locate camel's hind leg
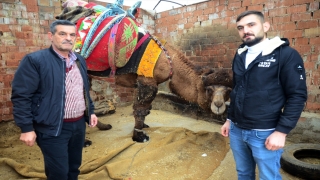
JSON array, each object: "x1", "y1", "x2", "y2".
[{"x1": 132, "y1": 80, "x2": 158, "y2": 142}]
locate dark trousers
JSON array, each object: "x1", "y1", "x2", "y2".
[{"x1": 36, "y1": 117, "x2": 86, "y2": 180}]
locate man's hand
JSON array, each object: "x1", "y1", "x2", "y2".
[
  {"x1": 89, "y1": 114, "x2": 98, "y2": 127},
  {"x1": 20, "y1": 131, "x2": 36, "y2": 147},
  {"x1": 265, "y1": 131, "x2": 287, "y2": 151},
  {"x1": 220, "y1": 120, "x2": 231, "y2": 137}
]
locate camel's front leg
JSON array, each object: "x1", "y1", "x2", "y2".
[{"x1": 132, "y1": 81, "x2": 158, "y2": 142}]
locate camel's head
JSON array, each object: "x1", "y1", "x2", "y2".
[
  {"x1": 205, "y1": 85, "x2": 231, "y2": 115},
  {"x1": 201, "y1": 69, "x2": 233, "y2": 115}
]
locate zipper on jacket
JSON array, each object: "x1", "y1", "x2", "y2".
[
  {"x1": 76, "y1": 60, "x2": 91, "y2": 124},
  {"x1": 55, "y1": 61, "x2": 66, "y2": 136}
]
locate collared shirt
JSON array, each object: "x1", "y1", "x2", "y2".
[
  {"x1": 53, "y1": 49, "x2": 86, "y2": 119},
  {"x1": 54, "y1": 49, "x2": 77, "y2": 68}
]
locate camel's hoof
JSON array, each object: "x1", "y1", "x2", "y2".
[
  {"x1": 132, "y1": 132, "x2": 149, "y2": 143},
  {"x1": 143, "y1": 123, "x2": 149, "y2": 128},
  {"x1": 97, "y1": 124, "x2": 112, "y2": 131},
  {"x1": 84, "y1": 139, "x2": 92, "y2": 147}
]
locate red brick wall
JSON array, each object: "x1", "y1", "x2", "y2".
[
  {"x1": 155, "y1": 0, "x2": 320, "y2": 113},
  {"x1": 0, "y1": 0, "x2": 319, "y2": 122}
]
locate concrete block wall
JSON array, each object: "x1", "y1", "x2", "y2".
[{"x1": 154, "y1": 0, "x2": 320, "y2": 113}]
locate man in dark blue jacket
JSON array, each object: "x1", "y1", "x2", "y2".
[
  {"x1": 220, "y1": 11, "x2": 307, "y2": 180},
  {"x1": 11, "y1": 20, "x2": 98, "y2": 180}
]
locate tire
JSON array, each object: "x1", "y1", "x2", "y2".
[{"x1": 280, "y1": 143, "x2": 320, "y2": 180}]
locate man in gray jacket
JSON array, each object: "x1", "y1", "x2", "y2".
[{"x1": 221, "y1": 11, "x2": 307, "y2": 180}]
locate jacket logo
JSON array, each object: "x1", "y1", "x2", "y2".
[{"x1": 258, "y1": 57, "x2": 276, "y2": 68}]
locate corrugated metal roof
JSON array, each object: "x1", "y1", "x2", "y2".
[{"x1": 97, "y1": 0, "x2": 209, "y2": 13}]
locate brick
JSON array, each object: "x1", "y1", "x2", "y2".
[
  {"x1": 7, "y1": 46, "x2": 18, "y2": 52},
  {"x1": 202, "y1": 7, "x2": 215, "y2": 15},
  {"x1": 253, "y1": 0, "x2": 272, "y2": 5},
  {"x1": 247, "y1": 5, "x2": 263, "y2": 11},
  {"x1": 196, "y1": 2, "x2": 208, "y2": 10},
  {"x1": 310, "y1": 53, "x2": 319, "y2": 60},
  {"x1": 287, "y1": 4, "x2": 308, "y2": 14},
  {"x1": 294, "y1": 0, "x2": 314, "y2": 5},
  {"x1": 0, "y1": 24, "x2": 10, "y2": 31},
  {"x1": 53, "y1": 0, "x2": 61, "y2": 7},
  {"x1": 309, "y1": 1, "x2": 320, "y2": 12},
  {"x1": 185, "y1": 4, "x2": 196, "y2": 12},
  {"x1": 228, "y1": 2, "x2": 241, "y2": 10},
  {"x1": 269, "y1": 8, "x2": 287, "y2": 17},
  {"x1": 38, "y1": 0, "x2": 50, "y2": 6},
  {"x1": 306, "y1": 102, "x2": 320, "y2": 111},
  {"x1": 21, "y1": 25, "x2": 33, "y2": 31},
  {"x1": 273, "y1": 16, "x2": 291, "y2": 24},
  {"x1": 8, "y1": 25, "x2": 21, "y2": 32},
  {"x1": 304, "y1": 61, "x2": 315, "y2": 69},
  {"x1": 304, "y1": 27, "x2": 320, "y2": 37},
  {"x1": 310, "y1": 37, "x2": 320, "y2": 44},
  {"x1": 220, "y1": 10, "x2": 234, "y2": 18},
  {"x1": 281, "y1": 30, "x2": 302, "y2": 38},
  {"x1": 264, "y1": 2, "x2": 276, "y2": 10},
  {"x1": 6, "y1": 59, "x2": 21, "y2": 66},
  {"x1": 21, "y1": 0, "x2": 37, "y2": 6},
  {"x1": 0, "y1": 10, "x2": 9, "y2": 17},
  {"x1": 193, "y1": 9, "x2": 204, "y2": 16},
  {"x1": 297, "y1": 20, "x2": 318, "y2": 29},
  {"x1": 39, "y1": 20, "x2": 49, "y2": 26},
  {"x1": 17, "y1": 19, "x2": 29, "y2": 25},
  {"x1": 295, "y1": 37, "x2": 309, "y2": 45},
  {"x1": 26, "y1": 5, "x2": 39, "y2": 12},
  {"x1": 15, "y1": 31, "x2": 24, "y2": 38},
  {"x1": 275, "y1": 0, "x2": 294, "y2": 7},
  {"x1": 2, "y1": 17, "x2": 17, "y2": 24},
  {"x1": 216, "y1": 5, "x2": 226, "y2": 12},
  {"x1": 198, "y1": 15, "x2": 208, "y2": 21},
  {"x1": 314, "y1": 10, "x2": 320, "y2": 18},
  {"x1": 291, "y1": 12, "x2": 312, "y2": 21},
  {"x1": 275, "y1": 22, "x2": 296, "y2": 31},
  {"x1": 295, "y1": 45, "x2": 312, "y2": 55},
  {"x1": 0, "y1": 47, "x2": 6, "y2": 53},
  {"x1": 242, "y1": 0, "x2": 251, "y2": 7},
  {"x1": 38, "y1": 6, "x2": 55, "y2": 13},
  {"x1": 207, "y1": 1, "x2": 220, "y2": 8},
  {"x1": 1, "y1": 0, "x2": 17, "y2": 3}
]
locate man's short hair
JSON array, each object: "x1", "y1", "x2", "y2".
[
  {"x1": 236, "y1": 11, "x2": 265, "y2": 23},
  {"x1": 50, "y1": 20, "x2": 75, "y2": 34}
]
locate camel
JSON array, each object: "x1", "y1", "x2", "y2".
[
  {"x1": 88, "y1": 43, "x2": 232, "y2": 142},
  {"x1": 58, "y1": 0, "x2": 232, "y2": 143}
]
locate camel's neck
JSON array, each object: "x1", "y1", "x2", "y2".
[{"x1": 168, "y1": 47, "x2": 208, "y2": 109}]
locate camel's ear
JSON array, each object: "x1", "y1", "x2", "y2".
[{"x1": 202, "y1": 75, "x2": 211, "y2": 86}]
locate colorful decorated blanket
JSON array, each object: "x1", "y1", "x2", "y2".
[{"x1": 57, "y1": 0, "x2": 163, "y2": 77}]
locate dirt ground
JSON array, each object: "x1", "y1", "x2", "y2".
[{"x1": 0, "y1": 105, "x2": 303, "y2": 180}]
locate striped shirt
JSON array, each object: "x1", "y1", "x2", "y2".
[{"x1": 54, "y1": 50, "x2": 86, "y2": 119}]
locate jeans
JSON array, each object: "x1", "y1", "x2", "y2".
[
  {"x1": 36, "y1": 117, "x2": 86, "y2": 180},
  {"x1": 229, "y1": 121, "x2": 283, "y2": 180}
]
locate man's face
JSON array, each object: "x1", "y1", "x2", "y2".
[
  {"x1": 48, "y1": 25, "x2": 76, "y2": 53},
  {"x1": 236, "y1": 14, "x2": 269, "y2": 46}
]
